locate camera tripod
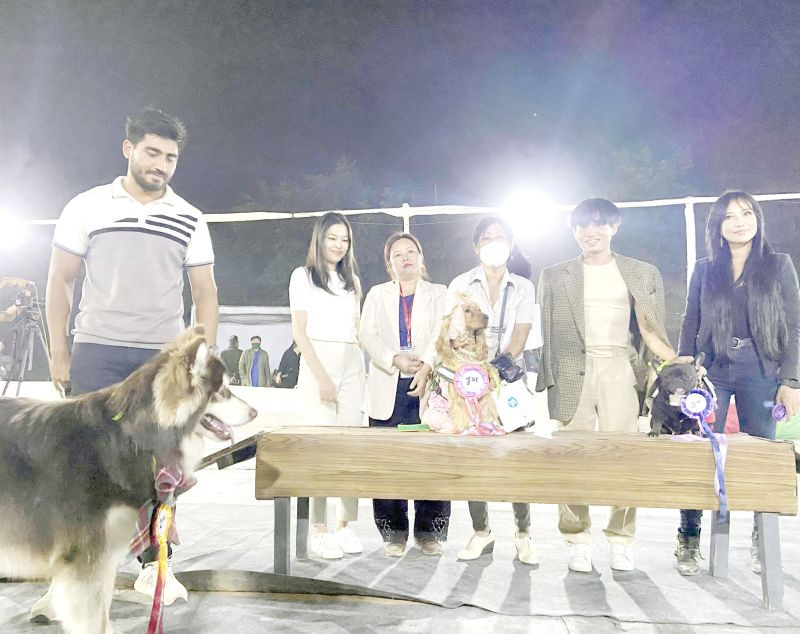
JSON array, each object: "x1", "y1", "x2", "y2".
[{"x1": 2, "y1": 305, "x2": 50, "y2": 397}]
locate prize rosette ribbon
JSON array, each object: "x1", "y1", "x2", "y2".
[
  {"x1": 680, "y1": 388, "x2": 728, "y2": 521},
  {"x1": 453, "y1": 364, "x2": 502, "y2": 435}
]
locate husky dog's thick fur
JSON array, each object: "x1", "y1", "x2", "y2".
[{"x1": 0, "y1": 326, "x2": 257, "y2": 633}]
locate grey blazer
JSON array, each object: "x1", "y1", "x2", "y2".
[{"x1": 535, "y1": 254, "x2": 671, "y2": 422}]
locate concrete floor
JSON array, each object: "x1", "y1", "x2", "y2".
[{"x1": 3, "y1": 459, "x2": 799, "y2": 634}]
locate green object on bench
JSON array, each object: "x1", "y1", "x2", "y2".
[
  {"x1": 397, "y1": 423, "x2": 431, "y2": 432},
  {"x1": 776, "y1": 412, "x2": 800, "y2": 440}
]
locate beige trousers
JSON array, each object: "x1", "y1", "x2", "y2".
[
  {"x1": 558, "y1": 353, "x2": 639, "y2": 545},
  {"x1": 298, "y1": 340, "x2": 365, "y2": 526}
]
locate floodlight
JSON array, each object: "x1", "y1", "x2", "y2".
[
  {"x1": 499, "y1": 189, "x2": 558, "y2": 238},
  {"x1": 0, "y1": 212, "x2": 28, "y2": 252}
]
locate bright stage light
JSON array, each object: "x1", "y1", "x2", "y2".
[
  {"x1": 0, "y1": 212, "x2": 28, "y2": 252},
  {"x1": 499, "y1": 189, "x2": 559, "y2": 238}
]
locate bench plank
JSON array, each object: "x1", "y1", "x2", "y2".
[{"x1": 255, "y1": 427, "x2": 797, "y2": 514}]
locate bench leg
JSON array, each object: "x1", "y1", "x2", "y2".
[
  {"x1": 274, "y1": 497, "x2": 291, "y2": 575},
  {"x1": 756, "y1": 512, "x2": 783, "y2": 610},
  {"x1": 296, "y1": 497, "x2": 309, "y2": 561},
  {"x1": 709, "y1": 510, "x2": 730, "y2": 577}
]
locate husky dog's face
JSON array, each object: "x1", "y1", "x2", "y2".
[
  {"x1": 153, "y1": 327, "x2": 257, "y2": 438},
  {"x1": 201, "y1": 370, "x2": 257, "y2": 442}
]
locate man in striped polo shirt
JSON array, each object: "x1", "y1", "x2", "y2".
[{"x1": 43, "y1": 107, "x2": 218, "y2": 611}]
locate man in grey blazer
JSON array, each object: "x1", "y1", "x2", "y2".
[{"x1": 536, "y1": 198, "x2": 677, "y2": 573}]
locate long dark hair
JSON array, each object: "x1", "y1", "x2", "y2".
[
  {"x1": 704, "y1": 191, "x2": 786, "y2": 360},
  {"x1": 304, "y1": 212, "x2": 361, "y2": 298}
]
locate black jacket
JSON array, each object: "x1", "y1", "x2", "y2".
[{"x1": 678, "y1": 254, "x2": 800, "y2": 388}]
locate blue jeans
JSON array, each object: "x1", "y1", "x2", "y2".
[
  {"x1": 369, "y1": 378, "x2": 451, "y2": 542},
  {"x1": 679, "y1": 339, "x2": 778, "y2": 537},
  {"x1": 70, "y1": 342, "x2": 168, "y2": 563}
]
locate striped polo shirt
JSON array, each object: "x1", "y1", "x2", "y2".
[{"x1": 53, "y1": 177, "x2": 215, "y2": 348}]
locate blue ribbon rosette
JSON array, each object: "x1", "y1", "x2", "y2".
[{"x1": 680, "y1": 388, "x2": 727, "y2": 521}]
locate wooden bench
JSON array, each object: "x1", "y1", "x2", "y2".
[{"x1": 250, "y1": 427, "x2": 797, "y2": 609}]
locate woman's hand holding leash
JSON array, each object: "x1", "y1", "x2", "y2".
[
  {"x1": 393, "y1": 353, "x2": 422, "y2": 375},
  {"x1": 776, "y1": 385, "x2": 800, "y2": 420},
  {"x1": 407, "y1": 363, "x2": 431, "y2": 397}
]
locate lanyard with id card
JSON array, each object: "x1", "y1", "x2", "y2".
[{"x1": 399, "y1": 292, "x2": 414, "y2": 377}]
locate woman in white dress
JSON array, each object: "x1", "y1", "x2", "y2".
[{"x1": 289, "y1": 212, "x2": 365, "y2": 560}]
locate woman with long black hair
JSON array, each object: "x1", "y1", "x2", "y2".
[
  {"x1": 289, "y1": 212, "x2": 366, "y2": 560},
  {"x1": 675, "y1": 191, "x2": 800, "y2": 576}
]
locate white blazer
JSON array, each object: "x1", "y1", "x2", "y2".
[{"x1": 359, "y1": 279, "x2": 447, "y2": 420}]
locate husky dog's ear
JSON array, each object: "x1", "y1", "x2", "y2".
[
  {"x1": 166, "y1": 325, "x2": 207, "y2": 353},
  {"x1": 185, "y1": 337, "x2": 209, "y2": 372}
]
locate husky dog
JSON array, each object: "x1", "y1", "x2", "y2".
[{"x1": 0, "y1": 326, "x2": 257, "y2": 634}]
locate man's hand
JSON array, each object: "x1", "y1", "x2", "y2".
[
  {"x1": 777, "y1": 385, "x2": 800, "y2": 420},
  {"x1": 49, "y1": 348, "x2": 71, "y2": 397}
]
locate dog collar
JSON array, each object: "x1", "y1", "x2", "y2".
[{"x1": 436, "y1": 366, "x2": 455, "y2": 383}]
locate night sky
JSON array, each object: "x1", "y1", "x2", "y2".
[
  {"x1": 1, "y1": 1, "x2": 800, "y2": 380},
  {"x1": 2, "y1": 1, "x2": 800, "y2": 218}
]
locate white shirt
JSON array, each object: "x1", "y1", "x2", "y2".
[
  {"x1": 583, "y1": 259, "x2": 631, "y2": 350},
  {"x1": 447, "y1": 265, "x2": 542, "y2": 357},
  {"x1": 52, "y1": 177, "x2": 214, "y2": 347},
  {"x1": 289, "y1": 267, "x2": 359, "y2": 343}
]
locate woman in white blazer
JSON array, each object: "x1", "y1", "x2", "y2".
[{"x1": 359, "y1": 232, "x2": 450, "y2": 557}]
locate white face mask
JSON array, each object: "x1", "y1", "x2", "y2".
[{"x1": 479, "y1": 241, "x2": 510, "y2": 267}]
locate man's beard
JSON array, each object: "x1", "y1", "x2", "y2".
[{"x1": 131, "y1": 165, "x2": 171, "y2": 192}]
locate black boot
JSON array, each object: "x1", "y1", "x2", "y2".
[{"x1": 675, "y1": 533, "x2": 702, "y2": 576}]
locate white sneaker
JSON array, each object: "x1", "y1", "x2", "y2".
[
  {"x1": 384, "y1": 541, "x2": 406, "y2": 557},
  {"x1": 514, "y1": 533, "x2": 538, "y2": 565},
  {"x1": 567, "y1": 543, "x2": 592, "y2": 572},
  {"x1": 609, "y1": 543, "x2": 635, "y2": 571},
  {"x1": 415, "y1": 538, "x2": 444, "y2": 556},
  {"x1": 310, "y1": 532, "x2": 344, "y2": 559},
  {"x1": 457, "y1": 532, "x2": 495, "y2": 560},
  {"x1": 29, "y1": 586, "x2": 58, "y2": 623},
  {"x1": 134, "y1": 560, "x2": 188, "y2": 605},
  {"x1": 334, "y1": 526, "x2": 363, "y2": 554}
]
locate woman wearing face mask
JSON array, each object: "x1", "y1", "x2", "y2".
[
  {"x1": 675, "y1": 192, "x2": 800, "y2": 576},
  {"x1": 359, "y1": 232, "x2": 451, "y2": 557},
  {"x1": 446, "y1": 216, "x2": 542, "y2": 565},
  {"x1": 289, "y1": 212, "x2": 366, "y2": 560}
]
